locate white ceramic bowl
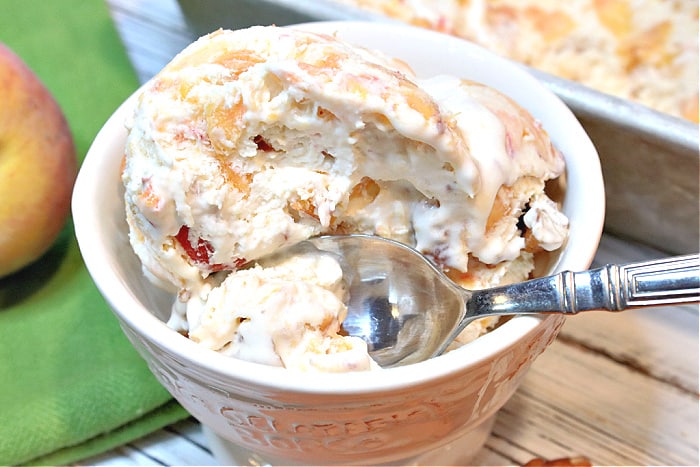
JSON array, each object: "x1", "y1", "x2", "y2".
[{"x1": 72, "y1": 21, "x2": 604, "y2": 466}]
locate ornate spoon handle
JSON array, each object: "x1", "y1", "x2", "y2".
[
  {"x1": 466, "y1": 254, "x2": 700, "y2": 318},
  {"x1": 588, "y1": 254, "x2": 699, "y2": 309}
]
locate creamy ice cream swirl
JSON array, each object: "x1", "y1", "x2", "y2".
[{"x1": 123, "y1": 26, "x2": 568, "y2": 371}]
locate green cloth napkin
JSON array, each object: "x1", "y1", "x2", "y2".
[{"x1": 0, "y1": 1, "x2": 189, "y2": 465}]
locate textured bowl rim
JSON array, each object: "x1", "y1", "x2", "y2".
[{"x1": 72, "y1": 20, "x2": 605, "y2": 395}]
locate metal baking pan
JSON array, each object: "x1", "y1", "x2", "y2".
[{"x1": 177, "y1": 0, "x2": 699, "y2": 255}]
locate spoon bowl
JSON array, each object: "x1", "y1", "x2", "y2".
[{"x1": 305, "y1": 234, "x2": 700, "y2": 368}]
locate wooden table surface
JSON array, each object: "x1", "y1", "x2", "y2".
[{"x1": 84, "y1": 1, "x2": 699, "y2": 465}]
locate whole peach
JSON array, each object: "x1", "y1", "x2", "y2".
[{"x1": 0, "y1": 42, "x2": 77, "y2": 278}]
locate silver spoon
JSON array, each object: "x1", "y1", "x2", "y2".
[{"x1": 303, "y1": 234, "x2": 700, "y2": 368}]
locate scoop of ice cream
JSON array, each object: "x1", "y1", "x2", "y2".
[
  {"x1": 123, "y1": 26, "x2": 479, "y2": 296},
  {"x1": 413, "y1": 76, "x2": 567, "y2": 272},
  {"x1": 122, "y1": 26, "x2": 569, "y2": 371},
  {"x1": 172, "y1": 247, "x2": 376, "y2": 371}
]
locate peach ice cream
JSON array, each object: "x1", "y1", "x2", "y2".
[{"x1": 122, "y1": 26, "x2": 568, "y2": 371}]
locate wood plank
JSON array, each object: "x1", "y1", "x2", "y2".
[
  {"x1": 558, "y1": 305, "x2": 698, "y2": 394},
  {"x1": 164, "y1": 418, "x2": 212, "y2": 455},
  {"x1": 107, "y1": 0, "x2": 193, "y2": 83},
  {"x1": 485, "y1": 338, "x2": 699, "y2": 466},
  {"x1": 561, "y1": 234, "x2": 699, "y2": 393},
  {"x1": 80, "y1": 419, "x2": 217, "y2": 466},
  {"x1": 82, "y1": 444, "x2": 163, "y2": 466},
  {"x1": 127, "y1": 425, "x2": 215, "y2": 466}
]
